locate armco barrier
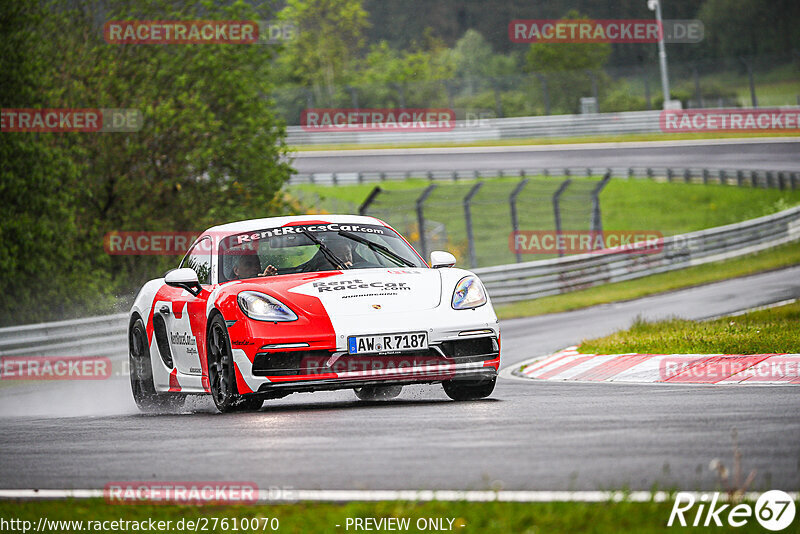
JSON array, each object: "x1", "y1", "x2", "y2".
[
  {"x1": 474, "y1": 205, "x2": 800, "y2": 303},
  {"x1": 0, "y1": 206, "x2": 798, "y2": 355},
  {"x1": 286, "y1": 108, "x2": 800, "y2": 146}
]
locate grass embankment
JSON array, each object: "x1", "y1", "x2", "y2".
[
  {"x1": 494, "y1": 241, "x2": 800, "y2": 320},
  {"x1": 579, "y1": 301, "x2": 800, "y2": 355},
  {"x1": 290, "y1": 131, "x2": 799, "y2": 152},
  {"x1": 1, "y1": 498, "x2": 792, "y2": 533}
]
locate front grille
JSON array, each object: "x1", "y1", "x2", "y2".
[
  {"x1": 252, "y1": 350, "x2": 330, "y2": 376},
  {"x1": 440, "y1": 336, "x2": 498, "y2": 363}
]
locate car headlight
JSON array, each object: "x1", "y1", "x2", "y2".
[
  {"x1": 451, "y1": 276, "x2": 487, "y2": 310},
  {"x1": 237, "y1": 291, "x2": 298, "y2": 322}
]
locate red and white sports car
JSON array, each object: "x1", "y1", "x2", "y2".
[{"x1": 128, "y1": 215, "x2": 500, "y2": 412}]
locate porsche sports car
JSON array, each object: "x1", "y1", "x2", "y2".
[{"x1": 128, "y1": 215, "x2": 500, "y2": 412}]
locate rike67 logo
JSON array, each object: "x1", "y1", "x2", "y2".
[{"x1": 668, "y1": 491, "x2": 796, "y2": 530}]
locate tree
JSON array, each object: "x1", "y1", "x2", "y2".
[
  {"x1": 0, "y1": 0, "x2": 293, "y2": 325},
  {"x1": 523, "y1": 11, "x2": 613, "y2": 114},
  {"x1": 276, "y1": 0, "x2": 370, "y2": 104}
]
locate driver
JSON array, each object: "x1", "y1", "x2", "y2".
[
  {"x1": 260, "y1": 237, "x2": 358, "y2": 275},
  {"x1": 232, "y1": 254, "x2": 276, "y2": 279}
]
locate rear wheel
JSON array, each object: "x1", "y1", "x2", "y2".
[
  {"x1": 442, "y1": 377, "x2": 496, "y2": 401},
  {"x1": 353, "y1": 385, "x2": 403, "y2": 401},
  {"x1": 129, "y1": 317, "x2": 185, "y2": 413},
  {"x1": 207, "y1": 315, "x2": 262, "y2": 413}
]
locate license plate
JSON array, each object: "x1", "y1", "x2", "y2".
[{"x1": 348, "y1": 332, "x2": 428, "y2": 354}]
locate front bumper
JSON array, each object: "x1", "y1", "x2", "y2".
[{"x1": 231, "y1": 335, "x2": 500, "y2": 395}]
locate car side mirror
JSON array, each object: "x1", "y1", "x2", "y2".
[
  {"x1": 430, "y1": 250, "x2": 456, "y2": 268},
  {"x1": 165, "y1": 268, "x2": 202, "y2": 297}
]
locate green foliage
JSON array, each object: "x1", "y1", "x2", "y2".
[
  {"x1": 0, "y1": 0, "x2": 293, "y2": 325},
  {"x1": 276, "y1": 0, "x2": 370, "y2": 99}
]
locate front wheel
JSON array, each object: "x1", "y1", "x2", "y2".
[
  {"x1": 207, "y1": 315, "x2": 261, "y2": 413},
  {"x1": 353, "y1": 385, "x2": 403, "y2": 400},
  {"x1": 129, "y1": 317, "x2": 185, "y2": 413},
  {"x1": 442, "y1": 377, "x2": 496, "y2": 401}
]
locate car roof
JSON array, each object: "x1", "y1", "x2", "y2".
[{"x1": 205, "y1": 214, "x2": 388, "y2": 236}]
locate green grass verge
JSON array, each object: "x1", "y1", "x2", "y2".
[
  {"x1": 579, "y1": 301, "x2": 800, "y2": 355},
  {"x1": 2, "y1": 498, "x2": 793, "y2": 534},
  {"x1": 494, "y1": 241, "x2": 800, "y2": 320},
  {"x1": 290, "y1": 131, "x2": 799, "y2": 152}
]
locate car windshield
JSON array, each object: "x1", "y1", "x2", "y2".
[{"x1": 219, "y1": 222, "x2": 425, "y2": 282}]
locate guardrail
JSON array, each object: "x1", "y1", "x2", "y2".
[
  {"x1": 286, "y1": 107, "x2": 800, "y2": 146},
  {"x1": 474, "y1": 205, "x2": 800, "y2": 303},
  {"x1": 289, "y1": 166, "x2": 800, "y2": 189},
  {"x1": 1, "y1": 206, "x2": 798, "y2": 355},
  {"x1": 0, "y1": 313, "x2": 128, "y2": 358}
]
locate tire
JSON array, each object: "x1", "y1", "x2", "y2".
[
  {"x1": 442, "y1": 377, "x2": 496, "y2": 401},
  {"x1": 129, "y1": 317, "x2": 185, "y2": 413},
  {"x1": 207, "y1": 315, "x2": 262, "y2": 413},
  {"x1": 353, "y1": 384, "x2": 403, "y2": 401}
]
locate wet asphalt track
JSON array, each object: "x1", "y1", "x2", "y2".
[
  {"x1": 291, "y1": 139, "x2": 800, "y2": 174},
  {"x1": 1, "y1": 266, "x2": 798, "y2": 491}
]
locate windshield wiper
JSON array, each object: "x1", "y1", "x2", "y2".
[
  {"x1": 300, "y1": 229, "x2": 349, "y2": 270},
  {"x1": 338, "y1": 230, "x2": 416, "y2": 268}
]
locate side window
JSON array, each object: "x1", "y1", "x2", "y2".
[{"x1": 181, "y1": 237, "x2": 212, "y2": 285}]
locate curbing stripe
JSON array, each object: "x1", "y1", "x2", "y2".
[{"x1": 517, "y1": 349, "x2": 800, "y2": 385}]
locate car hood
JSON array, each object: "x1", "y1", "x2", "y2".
[{"x1": 287, "y1": 268, "x2": 442, "y2": 315}]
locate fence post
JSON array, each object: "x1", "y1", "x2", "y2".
[
  {"x1": 693, "y1": 67, "x2": 703, "y2": 107},
  {"x1": 740, "y1": 57, "x2": 758, "y2": 108},
  {"x1": 416, "y1": 185, "x2": 437, "y2": 261},
  {"x1": 358, "y1": 186, "x2": 383, "y2": 216},
  {"x1": 684, "y1": 169, "x2": 691, "y2": 184},
  {"x1": 492, "y1": 78, "x2": 504, "y2": 118},
  {"x1": 509, "y1": 178, "x2": 530, "y2": 263},
  {"x1": 463, "y1": 182, "x2": 484, "y2": 269},
  {"x1": 537, "y1": 73, "x2": 551, "y2": 115},
  {"x1": 702, "y1": 169, "x2": 709, "y2": 185},
  {"x1": 552, "y1": 179, "x2": 572, "y2": 257},
  {"x1": 737, "y1": 170, "x2": 744, "y2": 187},
  {"x1": 751, "y1": 171, "x2": 758, "y2": 188},
  {"x1": 591, "y1": 172, "x2": 612, "y2": 248},
  {"x1": 346, "y1": 85, "x2": 359, "y2": 109}
]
